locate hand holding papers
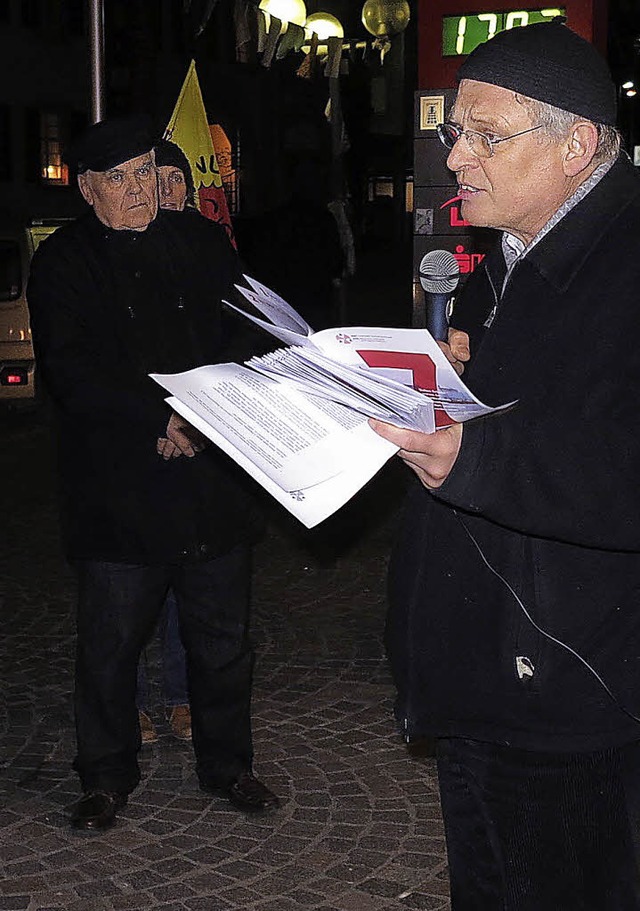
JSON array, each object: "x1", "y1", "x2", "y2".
[{"x1": 151, "y1": 277, "x2": 513, "y2": 528}]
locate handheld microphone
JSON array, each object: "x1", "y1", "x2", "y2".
[{"x1": 419, "y1": 249, "x2": 460, "y2": 341}]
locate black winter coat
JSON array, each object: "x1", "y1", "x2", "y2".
[
  {"x1": 27, "y1": 208, "x2": 263, "y2": 563},
  {"x1": 387, "y1": 155, "x2": 640, "y2": 752}
]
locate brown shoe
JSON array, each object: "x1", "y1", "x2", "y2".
[
  {"x1": 138, "y1": 710, "x2": 158, "y2": 745},
  {"x1": 167, "y1": 704, "x2": 192, "y2": 741}
]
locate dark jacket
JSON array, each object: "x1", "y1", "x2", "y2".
[
  {"x1": 27, "y1": 208, "x2": 263, "y2": 563},
  {"x1": 387, "y1": 155, "x2": 640, "y2": 752}
]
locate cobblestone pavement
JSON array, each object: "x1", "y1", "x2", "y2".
[{"x1": 0, "y1": 339, "x2": 451, "y2": 909}]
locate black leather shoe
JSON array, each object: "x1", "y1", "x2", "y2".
[
  {"x1": 201, "y1": 772, "x2": 280, "y2": 814},
  {"x1": 69, "y1": 791, "x2": 127, "y2": 832}
]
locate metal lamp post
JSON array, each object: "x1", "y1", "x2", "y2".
[{"x1": 88, "y1": 0, "x2": 105, "y2": 123}]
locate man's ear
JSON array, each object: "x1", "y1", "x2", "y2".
[
  {"x1": 563, "y1": 122, "x2": 599, "y2": 177},
  {"x1": 77, "y1": 173, "x2": 95, "y2": 207}
]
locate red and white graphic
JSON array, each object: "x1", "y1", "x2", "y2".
[
  {"x1": 453, "y1": 244, "x2": 485, "y2": 274},
  {"x1": 440, "y1": 195, "x2": 471, "y2": 227},
  {"x1": 356, "y1": 349, "x2": 456, "y2": 428}
]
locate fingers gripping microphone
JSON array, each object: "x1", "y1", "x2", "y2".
[{"x1": 419, "y1": 249, "x2": 460, "y2": 341}]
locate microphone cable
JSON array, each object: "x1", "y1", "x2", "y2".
[{"x1": 454, "y1": 509, "x2": 640, "y2": 727}]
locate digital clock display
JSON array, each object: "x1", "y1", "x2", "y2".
[{"x1": 442, "y1": 8, "x2": 566, "y2": 56}]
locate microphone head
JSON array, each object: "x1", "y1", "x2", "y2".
[{"x1": 419, "y1": 249, "x2": 460, "y2": 294}]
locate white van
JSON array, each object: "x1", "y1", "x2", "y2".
[{"x1": 0, "y1": 220, "x2": 65, "y2": 405}]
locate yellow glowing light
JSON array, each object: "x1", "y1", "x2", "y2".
[
  {"x1": 259, "y1": 0, "x2": 307, "y2": 27},
  {"x1": 304, "y1": 11, "x2": 344, "y2": 41},
  {"x1": 361, "y1": 0, "x2": 410, "y2": 38}
]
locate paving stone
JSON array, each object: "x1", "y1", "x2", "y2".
[{"x1": 0, "y1": 897, "x2": 30, "y2": 910}]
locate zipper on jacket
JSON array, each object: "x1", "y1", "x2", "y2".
[
  {"x1": 483, "y1": 254, "x2": 519, "y2": 328},
  {"x1": 483, "y1": 262, "x2": 501, "y2": 328}
]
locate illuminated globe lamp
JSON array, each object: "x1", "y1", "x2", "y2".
[
  {"x1": 302, "y1": 11, "x2": 344, "y2": 55},
  {"x1": 258, "y1": 0, "x2": 307, "y2": 28},
  {"x1": 361, "y1": 0, "x2": 410, "y2": 38},
  {"x1": 304, "y1": 11, "x2": 343, "y2": 41}
]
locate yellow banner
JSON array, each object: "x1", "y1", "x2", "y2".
[{"x1": 164, "y1": 60, "x2": 234, "y2": 241}]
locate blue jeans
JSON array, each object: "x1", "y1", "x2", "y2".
[
  {"x1": 436, "y1": 737, "x2": 640, "y2": 910},
  {"x1": 136, "y1": 590, "x2": 188, "y2": 709},
  {"x1": 73, "y1": 546, "x2": 254, "y2": 794}
]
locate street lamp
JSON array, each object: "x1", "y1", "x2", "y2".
[
  {"x1": 258, "y1": 0, "x2": 307, "y2": 27},
  {"x1": 301, "y1": 11, "x2": 343, "y2": 56},
  {"x1": 304, "y1": 12, "x2": 344, "y2": 42},
  {"x1": 361, "y1": 0, "x2": 411, "y2": 38}
]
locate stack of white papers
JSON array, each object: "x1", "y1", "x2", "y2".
[{"x1": 151, "y1": 276, "x2": 513, "y2": 528}]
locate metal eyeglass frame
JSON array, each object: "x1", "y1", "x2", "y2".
[{"x1": 436, "y1": 122, "x2": 543, "y2": 158}]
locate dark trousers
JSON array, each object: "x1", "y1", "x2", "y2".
[
  {"x1": 437, "y1": 737, "x2": 640, "y2": 911},
  {"x1": 73, "y1": 546, "x2": 254, "y2": 794}
]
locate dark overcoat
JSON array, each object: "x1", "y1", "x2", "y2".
[
  {"x1": 387, "y1": 154, "x2": 640, "y2": 752},
  {"x1": 27, "y1": 208, "x2": 263, "y2": 563}
]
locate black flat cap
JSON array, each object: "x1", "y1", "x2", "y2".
[
  {"x1": 457, "y1": 19, "x2": 617, "y2": 126},
  {"x1": 69, "y1": 115, "x2": 154, "y2": 174}
]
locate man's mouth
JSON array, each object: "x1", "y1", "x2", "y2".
[{"x1": 457, "y1": 184, "x2": 481, "y2": 199}]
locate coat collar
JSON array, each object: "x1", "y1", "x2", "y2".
[{"x1": 522, "y1": 154, "x2": 640, "y2": 293}]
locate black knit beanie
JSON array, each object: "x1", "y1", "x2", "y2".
[
  {"x1": 457, "y1": 20, "x2": 617, "y2": 126},
  {"x1": 154, "y1": 138, "x2": 190, "y2": 174}
]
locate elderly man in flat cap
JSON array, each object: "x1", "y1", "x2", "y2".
[
  {"x1": 372, "y1": 20, "x2": 640, "y2": 909},
  {"x1": 27, "y1": 117, "x2": 278, "y2": 831}
]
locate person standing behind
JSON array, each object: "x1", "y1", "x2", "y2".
[
  {"x1": 155, "y1": 138, "x2": 196, "y2": 212},
  {"x1": 135, "y1": 139, "x2": 197, "y2": 746},
  {"x1": 372, "y1": 20, "x2": 640, "y2": 909},
  {"x1": 27, "y1": 117, "x2": 279, "y2": 832}
]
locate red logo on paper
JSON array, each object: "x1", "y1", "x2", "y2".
[{"x1": 356, "y1": 350, "x2": 456, "y2": 428}]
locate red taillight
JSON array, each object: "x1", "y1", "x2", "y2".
[{"x1": 0, "y1": 366, "x2": 29, "y2": 386}]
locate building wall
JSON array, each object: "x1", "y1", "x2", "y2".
[{"x1": 0, "y1": 0, "x2": 89, "y2": 221}]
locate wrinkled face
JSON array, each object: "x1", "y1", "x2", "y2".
[
  {"x1": 158, "y1": 165, "x2": 188, "y2": 211},
  {"x1": 78, "y1": 151, "x2": 158, "y2": 231},
  {"x1": 447, "y1": 80, "x2": 573, "y2": 244}
]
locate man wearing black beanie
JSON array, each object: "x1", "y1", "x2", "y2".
[{"x1": 372, "y1": 20, "x2": 640, "y2": 909}]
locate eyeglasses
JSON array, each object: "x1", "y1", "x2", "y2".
[{"x1": 436, "y1": 122, "x2": 543, "y2": 159}]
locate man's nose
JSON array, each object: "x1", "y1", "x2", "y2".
[
  {"x1": 159, "y1": 179, "x2": 170, "y2": 197},
  {"x1": 127, "y1": 173, "x2": 143, "y2": 194},
  {"x1": 446, "y1": 135, "x2": 479, "y2": 173}
]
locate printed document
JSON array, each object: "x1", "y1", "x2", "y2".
[{"x1": 151, "y1": 276, "x2": 513, "y2": 528}]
